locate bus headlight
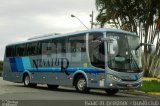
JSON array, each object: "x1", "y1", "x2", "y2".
[
  {"x1": 108, "y1": 74, "x2": 121, "y2": 82},
  {"x1": 139, "y1": 77, "x2": 143, "y2": 81}
]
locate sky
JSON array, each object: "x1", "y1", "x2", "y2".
[{"x1": 0, "y1": 0, "x2": 98, "y2": 60}]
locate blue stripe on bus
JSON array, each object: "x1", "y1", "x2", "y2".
[
  {"x1": 9, "y1": 57, "x2": 105, "y2": 73},
  {"x1": 9, "y1": 58, "x2": 18, "y2": 72},
  {"x1": 25, "y1": 67, "x2": 104, "y2": 73},
  {"x1": 22, "y1": 57, "x2": 32, "y2": 69},
  {"x1": 15, "y1": 57, "x2": 24, "y2": 72}
]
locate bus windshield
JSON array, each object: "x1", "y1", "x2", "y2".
[{"x1": 106, "y1": 33, "x2": 142, "y2": 73}]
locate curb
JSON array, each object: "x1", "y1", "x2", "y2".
[
  {"x1": 121, "y1": 90, "x2": 160, "y2": 97},
  {"x1": 134, "y1": 90, "x2": 160, "y2": 96},
  {"x1": 147, "y1": 92, "x2": 160, "y2": 96},
  {"x1": 144, "y1": 77, "x2": 160, "y2": 81}
]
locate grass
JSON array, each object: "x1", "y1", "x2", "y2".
[{"x1": 139, "y1": 80, "x2": 160, "y2": 92}]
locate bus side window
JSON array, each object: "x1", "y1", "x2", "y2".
[
  {"x1": 37, "y1": 42, "x2": 42, "y2": 55},
  {"x1": 41, "y1": 40, "x2": 52, "y2": 55},
  {"x1": 6, "y1": 46, "x2": 15, "y2": 57},
  {"x1": 56, "y1": 38, "x2": 67, "y2": 56},
  {"x1": 16, "y1": 44, "x2": 26, "y2": 57},
  {"x1": 52, "y1": 40, "x2": 57, "y2": 54},
  {"x1": 68, "y1": 34, "x2": 86, "y2": 53},
  {"x1": 69, "y1": 38, "x2": 77, "y2": 53},
  {"x1": 6, "y1": 46, "x2": 11, "y2": 57},
  {"x1": 42, "y1": 39, "x2": 57, "y2": 55},
  {"x1": 27, "y1": 42, "x2": 37, "y2": 56},
  {"x1": 62, "y1": 38, "x2": 67, "y2": 54}
]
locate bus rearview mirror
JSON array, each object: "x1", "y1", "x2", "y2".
[
  {"x1": 150, "y1": 45, "x2": 156, "y2": 54},
  {"x1": 102, "y1": 38, "x2": 118, "y2": 56},
  {"x1": 101, "y1": 37, "x2": 114, "y2": 43}
]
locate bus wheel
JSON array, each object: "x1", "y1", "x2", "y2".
[
  {"x1": 23, "y1": 74, "x2": 36, "y2": 87},
  {"x1": 47, "y1": 84, "x2": 59, "y2": 90},
  {"x1": 75, "y1": 75, "x2": 89, "y2": 93},
  {"x1": 24, "y1": 74, "x2": 31, "y2": 86},
  {"x1": 105, "y1": 89, "x2": 119, "y2": 95}
]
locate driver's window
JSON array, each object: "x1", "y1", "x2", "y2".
[
  {"x1": 106, "y1": 33, "x2": 127, "y2": 69},
  {"x1": 89, "y1": 32, "x2": 105, "y2": 69}
]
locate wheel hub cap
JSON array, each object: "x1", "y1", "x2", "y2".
[
  {"x1": 78, "y1": 79, "x2": 86, "y2": 91},
  {"x1": 25, "y1": 76, "x2": 29, "y2": 85}
]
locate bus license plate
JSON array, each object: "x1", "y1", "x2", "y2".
[{"x1": 127, "y1": 84, "x2": 133, "y2": 87}]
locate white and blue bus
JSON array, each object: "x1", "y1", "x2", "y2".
[{"x1": 3, "y1": 28, "x2": 146, "y2": 95}]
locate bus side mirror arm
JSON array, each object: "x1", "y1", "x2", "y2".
[
  {"x1": 135, "y1": 43, "x2": 143, "y2": 50},
  {"x1": 136, "y1": 43, "x2": 153, "y2": 50},
  {"x1": 135, "y1": 43, "x2": 156, "y2": 53}
]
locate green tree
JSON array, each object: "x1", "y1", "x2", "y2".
[
  {"x1": 0, "y1": 61, "x2": 3, "y2": 72},
  {"x1": 96, "y1": 0, "x2": 160, "y2": 76}
]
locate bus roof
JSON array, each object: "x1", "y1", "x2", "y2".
[{"x1": 6, "y1": 28, "x2": 137, "y2": 46}]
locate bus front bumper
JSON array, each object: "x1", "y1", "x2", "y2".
[{"x1": 104, "y1": 75, "x2": 143, "y2": 90}]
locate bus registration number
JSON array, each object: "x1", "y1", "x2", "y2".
[{"x1": 127, "y1": 84, "x2": 133, "y2": 88}]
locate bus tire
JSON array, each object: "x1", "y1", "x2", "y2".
[
  {"x1": 75, "y1": 75, "x2": 89, "y2": 93},
  {"x1": 47, "y1": 84, "x2": 59, "y2": 89},
  {"x1": 23, "y1": 74, "x2": 37, "y2": 87},
  {"x1": 105, "y1": 89, "x2": 119, "y2": 95}
]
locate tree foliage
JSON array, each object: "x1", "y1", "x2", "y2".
[
  {"x1": 0, "y1": 61, "x2": 3, "y2": 72},
  {"x1": 96, "y1": 0, "x2": 160, "y2": 76}
]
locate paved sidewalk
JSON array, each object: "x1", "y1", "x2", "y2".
[{"x1": 0, "y1": 77, "x2": 39, "y2": 95}]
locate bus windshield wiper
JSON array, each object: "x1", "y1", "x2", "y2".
[{"x1": 130, "y1": 51, "x2": 140, "y2": 71}]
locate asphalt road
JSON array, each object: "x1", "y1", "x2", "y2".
[{"x1": 0, "y1": 77, "x2": 160, "y2": 106}]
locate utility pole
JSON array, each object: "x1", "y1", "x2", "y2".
[{"x1": 90, "y1": 11, "x2": 94, "y2": 29}]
